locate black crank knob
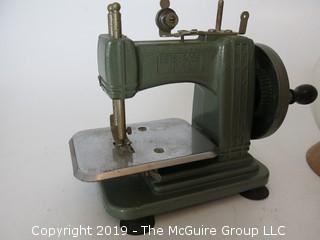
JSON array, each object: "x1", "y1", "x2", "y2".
[{"x1": 289, "y1": 84, "x2": 318, "y2": 105}]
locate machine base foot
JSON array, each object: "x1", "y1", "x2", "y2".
[
  {"x1": 120, "y1": 216, "x2": 155, "y2": 235},
  {"x1": 100, "y1": 160, "x2": 269, "y2": 220},
  {"x1": 240, "y1": 186, "x2": 269, "y2": 200}
]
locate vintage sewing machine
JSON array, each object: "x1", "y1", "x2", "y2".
[{"x1": 69, "y1": 0, "x2": 317, "y2": 235}]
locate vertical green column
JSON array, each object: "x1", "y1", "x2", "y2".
[{"x1": 192, "y1": 36, "x2": 255, "y2": 160}]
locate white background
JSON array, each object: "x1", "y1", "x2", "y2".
[{"x1": 1, "y1": 0, "x2": 320, "y2": 239}]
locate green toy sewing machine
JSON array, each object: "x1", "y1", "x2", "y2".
[{"x1": 69, "y1": 0, "x2": 317, "y2": 235}]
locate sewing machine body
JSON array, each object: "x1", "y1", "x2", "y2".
[
  {"x1": 69, "y1": 0, "x2": 317, "y2": 234},
  {"x1": 95, "y1": 32, "x2": 267, "y2": 220},
  {"x1": 98, "y1": 35, "x2": 255, "y2": 153}
]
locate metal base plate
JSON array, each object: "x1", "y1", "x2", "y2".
[{"x1": 70, "y1": 118, "x2": 217, "y2": 182}]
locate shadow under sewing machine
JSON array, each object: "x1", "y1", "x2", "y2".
[{"x1": 69, "y1": 0, "x2": 317, "y2": 235}]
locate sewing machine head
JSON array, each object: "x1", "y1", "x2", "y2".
[
  {"x1": 97, "y1": 0, "x2": 316, "y2": 150},
  {"x1": 69, "y1": 0, "x2": 317, "y2": 232},
  {"x1": 98, "y1": 0, "x2": 253, "y2": 149}
]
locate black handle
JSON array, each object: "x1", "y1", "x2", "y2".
[{"x1": 289, "y1": 84, "x2": 318, "y2": 105}]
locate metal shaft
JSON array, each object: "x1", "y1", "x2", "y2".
[
  {"x1": 110, "y1": 2, "x2": 122, "y2": 38},
  {"x1": 107, "y1": 4, "x2": 114, "y2": 36},
  {"x1": 215, "y1": 0, "x2": 224, "y2": 31},
  {"x1": 108, "y1": 3, "x2": 127, "y2": 146},
  {"x1": 113, "y1": 99, "x2": 126, "y2": 143}
]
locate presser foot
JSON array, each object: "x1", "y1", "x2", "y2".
[
  {"x1": 120, "y1": 216, "x2": 155, "y2": 236},
  {"x1": 240, "y1": 186, "x2": 269, "y2": 200}
]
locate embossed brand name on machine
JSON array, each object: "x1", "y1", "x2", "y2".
[{"x1": 157, "y1": 52, "x2": 202, "y2": 73}]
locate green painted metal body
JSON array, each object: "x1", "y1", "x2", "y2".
[
  {"x1": 98, "y1": 34, "x2": 268, "y2": 220},
  {"x1": 101, "y1": 160, "x2": 268, "y2": 220},
  {"x1": 98, "y1": 34, "x2": 255, "y2": 154}
]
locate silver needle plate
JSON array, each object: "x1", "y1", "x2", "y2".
[{"x1": 69, "y1": 118, "x2": 217, "y2": 182}]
